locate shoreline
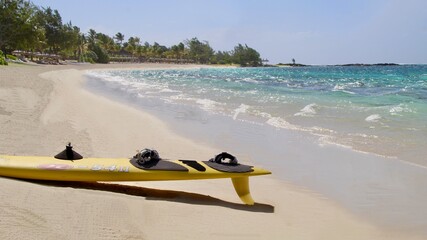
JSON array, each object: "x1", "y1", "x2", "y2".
[
  {"x1": 0, "y1": 63, "x2": 425, "y2": 239},
  {"x1": 84, "y1": 65, "x2": 427, "y2": 167}
]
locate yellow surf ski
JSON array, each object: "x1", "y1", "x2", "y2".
[{"x1": 0, "y1": 145, "x2": 271, "y2": 205}]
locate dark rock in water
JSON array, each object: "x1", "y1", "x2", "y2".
[{"x1": 276, "y1": 63, "x2": 309, "y2": 67}]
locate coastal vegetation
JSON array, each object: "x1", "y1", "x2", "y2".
[
  {"x1": 0, "y1": 50, "x2": 7, "y2": 65},
  {"x1": 0, "y1": 0, "x2": 262, "y2": 66}
]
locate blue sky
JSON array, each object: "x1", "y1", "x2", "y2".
[{"x1": 31, "y1": 0, "x2": 427, "y2": 64}]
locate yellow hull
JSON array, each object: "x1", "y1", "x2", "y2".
[{"x1": 0, "y1": 155, "x2": 271, "y2": 205}]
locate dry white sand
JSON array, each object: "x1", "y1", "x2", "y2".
[{"x1": 0, "y1": 63, "x2": 423, "y2": 239}]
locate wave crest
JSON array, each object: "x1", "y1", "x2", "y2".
[{"x1": 294, "y1": 103, "x2": 318, "y2": 117}]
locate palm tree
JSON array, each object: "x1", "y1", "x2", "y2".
[
  {"x1": 96, "y1": 33, "x2": 115, "y2": 54},
  {"x1": 178, "y1": 42, "x2": 185, "y2": 59},
  {"x1": 126, "y1": 37, "x2": 141, "y2": 56},
  {"x1": 77, "y1": 33, "x2": 88, "y2": 62},
  {"x1": 87, "y1": 29, "x2": 97, "y2": 45},
  {"x1": 114, "y1": 32, "x2": 124, "y2": 47}
]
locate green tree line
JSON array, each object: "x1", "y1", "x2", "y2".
[{"x1": 0, "y1": 0, "x2": 262, "y2": 66}]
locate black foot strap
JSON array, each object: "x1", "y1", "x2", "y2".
[
  {"x1": 130, "y1": 158, "x2": 188, "y2": 171},
  {"x1": 204, "y1": 152, "x2": 253, "y2": 173}
]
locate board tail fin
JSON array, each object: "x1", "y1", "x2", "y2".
[{"x1": 231, "y1": 177, "x2": 254, "y2": 205}]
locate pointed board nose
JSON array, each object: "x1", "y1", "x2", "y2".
[{"x1": 250, "y1": 166, "x2": 272, "y2": 176}]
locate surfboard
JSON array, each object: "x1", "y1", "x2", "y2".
[{"x1": 0, "y1": 146, "x2": 271, "y2": 205}]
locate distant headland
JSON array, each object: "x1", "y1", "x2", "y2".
[
  {"x1": 274, "y1": 62, "x2": 400, "y2": 67},
  {"x1": 335, "y1": 63, "x2": 399, "y2": 67}
]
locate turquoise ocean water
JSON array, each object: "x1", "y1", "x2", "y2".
[{"x1": 87, "y1": 65, "x2": 427, "y2": 166}]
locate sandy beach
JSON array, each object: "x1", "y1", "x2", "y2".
[{"x1": 0, "y1": 63, "x2": 424, "y2": 240}]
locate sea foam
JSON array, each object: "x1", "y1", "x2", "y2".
[
  {"x1": 294, "y1": 103, "x2": 318, "y2": 117},
  {"x1": 195, "y1": 98, "x2": 224, "y2": 112},
  {"x1": 389, "y1": 104, "x2": 414, "y2": 115},
  {"x1": 365, "y1": 114, "x2": 382, "y2": 123},
  {"x1": 233, "y1": 104, "x2": 250, "y2": 120},
  {"x1": 266, "y1": 117, "x2": 299, "y2": 130}
]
